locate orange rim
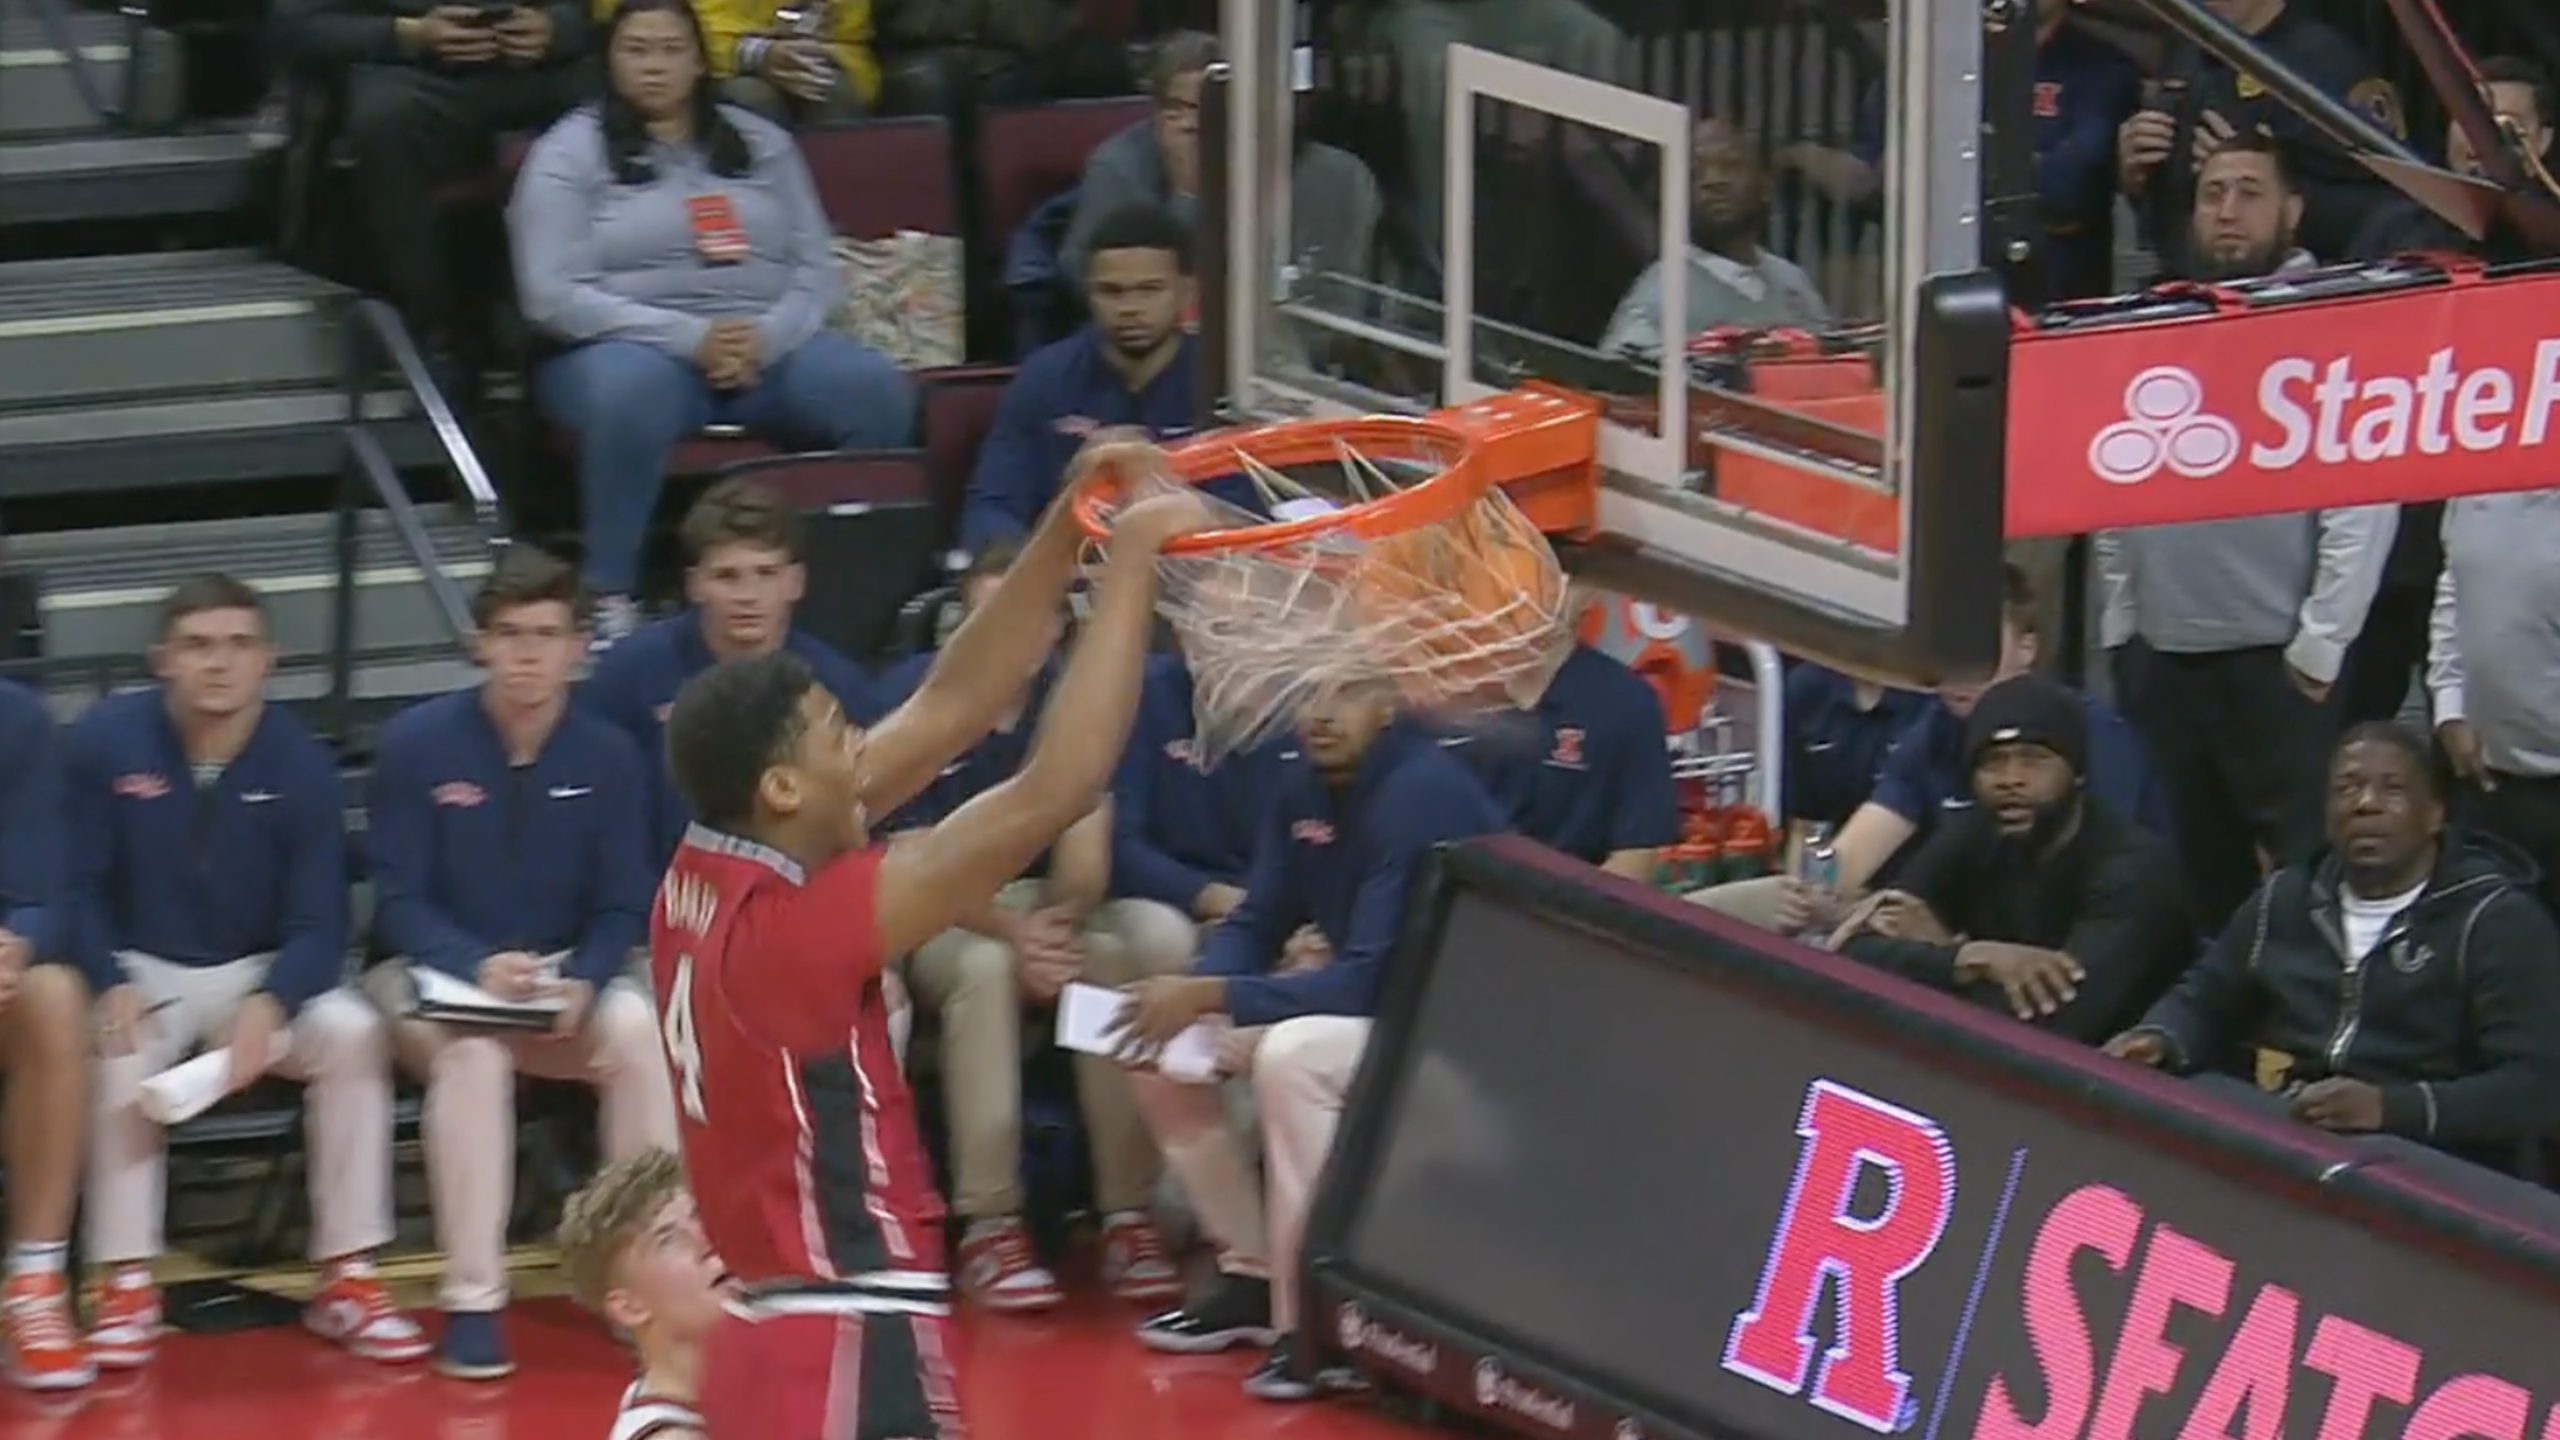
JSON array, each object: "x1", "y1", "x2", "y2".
[{"x1": 1070, "y1": 416, "x2": 1488, "y2": 557}]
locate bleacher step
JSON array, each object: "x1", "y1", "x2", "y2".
[
  {"x1": 0, "y1": 124, "x2": 256, "y2": 226},
  {"x1": 10, "y1": 511, "x2": 497, "y2": 675},
  {"x1": 0, "y1": 11, "x2": 185, "y2": 138},
  {"x1": 0, "y1": 250, "x2": 343, "y2": 409}
]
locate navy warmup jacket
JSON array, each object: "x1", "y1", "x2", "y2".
[
  {"x1": 1196, "y1": 723, "x2": 1505, "y2": 1025},
  {"x1": 1111, "y1": 654, "x2": 1296, "y2": 907},
  {"x1": 63, "y1": 691, "x2": 349, "y2": 1015},
  {"x1": 0, "y1": 681, "x2": 64, "y2": 961},
  {"x1": 1784, "y1": 663, "x2": 1931, "y2": 829},
  {"x1": 367, "y1": 691, "x2": 653, "y2": 987},
  {"x1": 1445, "y1": 645, "x2": 1679, "y2": 865},
  {"x1": 581, "y1": 613, "x2": 885, "y2": 865}
]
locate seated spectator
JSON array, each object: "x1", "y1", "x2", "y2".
[
  {"x1": 0, "y1": 681, "x2": 96, "y2": 1392},
  {"x1": 558, "y1": 1150, "x2": 727, "y2": 1440},
  {"x1": 1835, "y1": 564, "x2": 2169, "y2": 894},
  {"x1": 510, "y1": 0, "x2": 914, "y2": 623},
  {"x1": 583, "y1": 479, "x2": 886, "y2": 865},
  {"x1": 1356, "y1": 0, "x2": 1620, "y2": 243},
  {"x1": 881, "y1": 547, "x2": 1181, "y2": 1313},
  {"x1": 1114, "y1": 682, "x2": 1505, "y2": 1401},
  {"x1": 1834, "y1": 675, "x2": 2195, "y2": 1043},
  {"x1": 360, "y1": 549, "x2": 679, "y2": 1380},
  {"x1": 1059, "y1": 34, "x2": 1379, "y2": 300},
  {"x1": 1600, "y1": 118, "x2": 1830, "y2": 362},
  {"x1": 869, "y1": 0, "x2": 1131, "y2": 116},
  {"x1": 1097, "y1": 649, "x2": 1296, "y2": 978},
  {"x1": 693, "y1": 0, "x2": 878, "y2": 124},
  {"x1": 71, "y1": 577, "x2": 420, "y2": 1370},
  {"x1": 962, "y1": 203, "x2": 1256, "y2": 551},
  {"x1": 274, "y1": 0, "x2": 590, "y2": 373},
  {"x1": 2109, "y1": 725, "x2": 2560, "y2": 1172},
  {"x1": 1783, "y1": 662, "x2": 1929, "y2": 830},
  {"x1": 1446, "y1": 641, "x2": 1678, "y2": 880}
]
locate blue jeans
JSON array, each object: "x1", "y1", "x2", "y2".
[{"x1": 537, "y1": 332, "x2": 916, "y2": 594}]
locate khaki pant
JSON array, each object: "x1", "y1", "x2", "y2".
[
  {"x1": 904, "y1": 883, "x2": 1184, "y2": 1218},
  {"x1": 89, "y1": 952, "x2": 395, "y2": 1265},
  {"x1": 363, "y1": 961, "x2": 680, "y2": 1312},
  {"x1": 1131, "y1": 1014, "x2": 1370, "y2": 1331}
]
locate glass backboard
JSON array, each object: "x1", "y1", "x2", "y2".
[{"x1": 1207, "y1": 0, "x2": 2012, "y2": 683}]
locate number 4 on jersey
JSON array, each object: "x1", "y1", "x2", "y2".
[{"x1": 663, "y1": 953, "x2": 708, "y2": 1123}]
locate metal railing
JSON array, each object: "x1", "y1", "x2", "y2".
[
  {"x1": 18, "y1": 0, "x2": 142, "y2": 129},
  {"x1": 327, "y1": 298, "x2": 506, "y2": 741}
]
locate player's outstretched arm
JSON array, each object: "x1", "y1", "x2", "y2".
[
  {"x1": 859, "y1": 437, "x2": 1155, "y2": 821},
  {"x1": 875, "y1": 490, "x2": 1210, "y2": 960}
]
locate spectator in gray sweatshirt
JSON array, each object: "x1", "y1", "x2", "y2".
[
  {"x1": 2429, "y1": 489, "x2": 2560, "y2": 914},
  {"x1": 2096, "y1": 134, "x2": 2395, "y2": 929},
  {"x1": 1057, "y1": 33, "x2": 1381, "y2": 305},
  {"x1": 509, "y1": 0, "x2": 915, "y2": 641},
  {"x1": 1599, "y1": 117, "x2": 1831, "y2": 362}
]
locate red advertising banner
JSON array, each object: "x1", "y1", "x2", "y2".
[{"x1": 2004, "y1": 269, "x2": 2560, "y2": 537}]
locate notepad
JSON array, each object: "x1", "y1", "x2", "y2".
[
  {"x1": 410, "y1": 962, "x2": 566, "y2": 1032},
  {"x1": 139, "y1": 1035, "x2": 293, "y2": 1126},
  {"x1": 1054, "y1": 982, "x2": 1223, "y2": 1084}
]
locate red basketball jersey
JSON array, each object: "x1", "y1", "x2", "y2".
[{"x1": 650, "y1": 825, "x2": 945, "y2": 1286}]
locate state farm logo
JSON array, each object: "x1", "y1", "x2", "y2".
[
  {"x1": 2090, "y1": 367, "x2": 2242, "y2": 484},
  {"x1": 2080, "y1": 342, "x2": 2560, "y2": 486},
  {"x1": 1333, "y1": 1303, "x2": 1438, "y2": 1377},
  {"x1": 1470, "y1": 1358, "x2": 1576, "y2": 1432}
]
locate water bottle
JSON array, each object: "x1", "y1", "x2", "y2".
[
  {"x1": 1798, "y1": 822, "x2": 1841, "y2": 941},
  {"x1": 774, "y1": 0, "x2": 839, "y2": 95}
]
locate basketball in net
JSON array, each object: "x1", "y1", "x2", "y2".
[{"x1": 1074, "y1": 389, "x2": 1602, "y2": 763}]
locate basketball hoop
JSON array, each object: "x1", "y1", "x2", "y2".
[{"x1": 1074, "y1": 385, "x2": 1604, "y2": 762}]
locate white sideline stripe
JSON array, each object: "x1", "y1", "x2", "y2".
[
  {"x1": 0, "y1": 301, "x2": 313, "y2": 341},
  {"x1": 47, "y1": 562, "x2": 495, "y2": 612},
  {"x1": 728, "y1": 1293, "x2": 952, "y2": 1321},
  {"x1": 0, "y1": 45, "x2": 128, "y2": 66}
]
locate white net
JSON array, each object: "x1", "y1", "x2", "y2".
[{"x1": 1097, "y1": 448, "x2": 1574, "y2": 765}]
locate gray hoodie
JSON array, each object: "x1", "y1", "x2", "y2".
[{"x1": 2428, "y1": 489, "x2": 2560, "y2": 778}]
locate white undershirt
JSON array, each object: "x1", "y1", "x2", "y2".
[{"x1": 2341, "y1": 880, "x2": 2425, "y2": 959}]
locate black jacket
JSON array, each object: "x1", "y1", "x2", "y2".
[
  {"x1": 1843, "y1": 801, "x2": 2197, "y2": 1044},
  {"x1": 2132, "y1": 832, "x2": 2560, "y2": 1159}
]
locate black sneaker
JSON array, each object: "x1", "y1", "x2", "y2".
[
  {"x1": 1134, "y1": 1274, "x2": 1274, "y2": 1354},
  {"x1": 1242, "y1": 1334, "x2": 1365, "y2": 1402}
]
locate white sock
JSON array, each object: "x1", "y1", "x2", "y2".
[{"x1": 6, "y1": 1243, "x2": 65, "y2": 1279}]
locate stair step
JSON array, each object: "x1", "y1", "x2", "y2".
[
  {"x1": 0, "y1": 13, "x2": 184, "y2": 137},
  {"x1": 0, "y1": 251, "x2": 347, "y2": 408},
  {"x1": 13, "y1": 510, "x2": 497, "y2": 670},
  {"x1": 0, "y1": 387, "x2": 433, "y2": 497},
  {"x1": 0, "y1": 124, "x2": 256, "y2": 226}
]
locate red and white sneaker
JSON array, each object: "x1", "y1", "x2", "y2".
[
  {"x1": 956, "y1": 1218, "x2": 1062, "y2": 1313},
  {"x1": 304, "y1": 1268, "x2": 430, "y2": 1364},
  {"x1": 1099, "y1": 1213, "x2": 1182, "y2": 1305},
  {"x1": 2, "y1": 1273, "x2": 95, "y2": 1391},
  {"x1": 86, "y1": 1268, "x2": 161, "y2": 1370}
]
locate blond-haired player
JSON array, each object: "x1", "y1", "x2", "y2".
[{"x1": 559, "y1": 1150, "x2": 733, "y2": 1440}]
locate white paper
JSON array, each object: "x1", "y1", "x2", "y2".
[
  {"x1": 1055, "y1": 983, "x2": 1225, "y2": 1085},
  {"x1": 139, "y1": 1035, "x2": 292, "y2": 1126},
  {"x1": 412, "y1": 963, "x2": 565, "y2": 1016}
]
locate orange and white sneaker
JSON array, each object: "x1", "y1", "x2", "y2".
[
  {"x1": 1099, "y1": 1213, "x2": 1182, "y2": 1305},
  {"x1": 85, "y1": 1268, "x2": 161, "y2": 1370},
  {"x1": 956, "y1": 1217, "x2": 1062, "y2": 1313},
  {"x1": 2, "y1": 1273, "x2": 95, "y2": 1391},
  {"x1": 304, "y1": 1268, "x2": 430, "y2": 1364}
]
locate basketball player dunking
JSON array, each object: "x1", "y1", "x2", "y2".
[{"x1": 649, "y1": 447, "x2": 1207, "y2": 1437}]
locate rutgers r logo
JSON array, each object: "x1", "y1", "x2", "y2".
[
  {"x1": 2089, "y1": 367, "x2": 2242, "y2": 485},
  {"x1": 1724, "y1": 1079, "x2": 1957, "y2": 1434}
]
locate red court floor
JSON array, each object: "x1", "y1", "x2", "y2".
[{"x1": 0, "y1": 1294, "x2": 1431, "y2": 1440}]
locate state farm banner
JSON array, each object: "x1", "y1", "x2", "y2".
[
  {"x1": 2004, "y1": 271, "x2": 2560, "y2": 537},
  {"x1": 1307, "y1": 840, "x2": 2560, "y2": 1440}
]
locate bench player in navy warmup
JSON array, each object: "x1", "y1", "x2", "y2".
[{"x1": 647, "y1": 448, "x2": 1208, "y2": 1436}]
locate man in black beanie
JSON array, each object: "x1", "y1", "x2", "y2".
[{"x1": 1833, "y1": 674, "x2": 2198, "y2": 1043}]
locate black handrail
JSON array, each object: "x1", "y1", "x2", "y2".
[{"x1": 328, "y1": 298, "x2": 507, "y2": 740}]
